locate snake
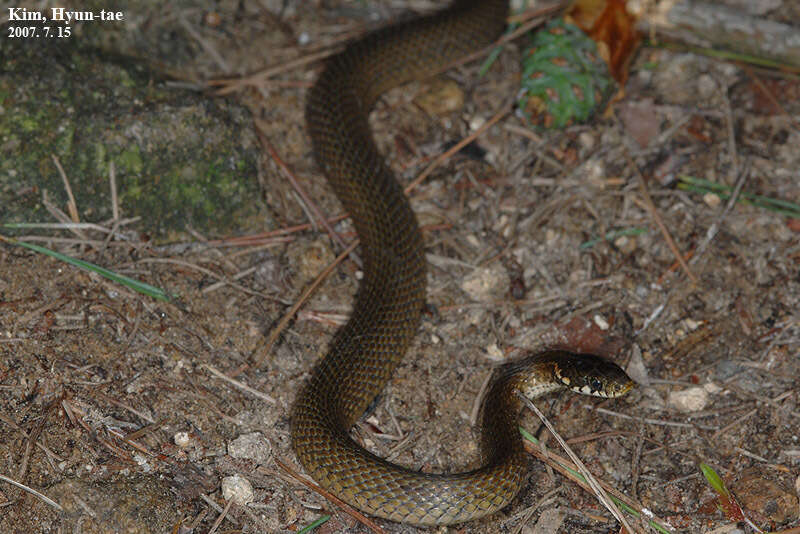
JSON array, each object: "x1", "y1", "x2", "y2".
[{"x1": 290, "y1": 0, "x2": 634, "y2": 526}]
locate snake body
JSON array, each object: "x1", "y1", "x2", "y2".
[{"x1": 291, "y1": 0, "x2": 633, "y2": 526}]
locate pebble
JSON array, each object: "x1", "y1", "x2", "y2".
[
  {"x1": 173, "y1": 431, "x2": 192, "y2": 449},
  {"x1": 485, "y1": 343, "x2": 504, "y2": 362},
  {"x1": 668, "y1": 386, "x2": 710, "y2": 412},
  {"x1": 578, "y1": 131, "x2": 596, "y2": 151},
  {"x1": 625, "y1": 345, "x2": 651, "y2": 387},
  {"x1": 221, "y1": 474, "x2": 254, "y2": 505},
  {"x1": 593, "y1": 314, "x2": 610, "y2": 330},
  {"x1": 460, "y1": 264, "x2": 509, "y2": 302},
  {"x1": 414, "y1": 78, "x2": 464, "y2": 116},
  {"x1": 228, "y1": 432, "x2": 271, "y2": 464},
  {"x1": 703, "y1": 192, "x2": 722, "y2": 208}
]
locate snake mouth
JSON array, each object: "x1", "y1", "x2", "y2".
[{"x1": 549, "y1": 352, "x2": 635, "y2": 398}]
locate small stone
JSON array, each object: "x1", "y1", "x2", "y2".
[
  {"x1": 685, "y1": 318, "x2": 701, "y2": 330},
  {"x1": 668, "y1": 386, "x2": 710, "y2": 412},
  {"x1": 625, "y1": 345, "x2": 650, "y2": 387},
  {"x1": 469, "y1": 115, "x2": 486, "y2": 131},
  {"x1": 221, "y1": 474, "x2": 254, "y2": 505},
  {"x1": 614, "y1": 235, "x2": 638, "y2": 254},
  {"x1": 173, "y1": 431, "x2": 191, "y2": 449},
  {"x1": 465, "y1": 234, "x2": 481, "y2": 248},
  {"x1": 705, "y1": 525, "x2": 745, "y2": 534},
  {"x1": 703, "y1": 192, "x2": 721, "y2": 208},
  {"x1": 584, "y1": 158, "x2": 606, "y2": 186},
  {"x1": 578, "y1": 131, "x2": 596, "y2": 151},
  {"x1": 485, "y1": 343, "x2": 504, "y2": 362},
  {"x1": 228, "y1": 432, "x2": 271, "y2": 464},
  {"x1": 593, "y1": 314, "x2": 609, "y2": 331},
  {"x1": 414, "y1": 78, "x2": 464, "y2": 116},
  {"x1": 697, "y1": 74, "x2": 718, "y2": 100},
  {"x1": 460, "y1": 264, "x2": 509, "y2": 302}
]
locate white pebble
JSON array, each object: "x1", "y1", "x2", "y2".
[
  {"x1": 228, "y1": 432, "x2": 271, "y2": 464},
  {"x1": 173, "y1": 431, "x2": 191, "y2": 449},
  {"x1": 485, "y1": 343, "x2": 504, "y2": 362},
  {"x1": 668, "y1": 386, "x2": 710, "y2": 412},
  {"x1": 460, "y1": 265, "x2": 508, "y2": 302},
  {"x1": 222, "y1": 474, "x2": 254, "y2": 505},
  {"x1": 703, "y1": 192, "x2": 721, "y2": 208},
  {"x1": 593, "y1": 314, "x2": 610, "y2": 330}
]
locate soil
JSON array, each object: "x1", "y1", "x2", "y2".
[{"x1": 1, "y1": 1, "x2": 798, "y2": 533}]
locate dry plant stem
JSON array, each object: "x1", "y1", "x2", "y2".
[
  {"x1": 135, "y1": 257, "x2": 279, "y2": 301},
  {"x1": 207, "y1": 215, "x2": 348, "y2": 246},
  {"x1": 404, "y1": 106, "x2": 511, "y2": 193},
  {"x1": 210, "y1": 49, "x2": 334, "y2": 96},
  {"x1": 0, "y1": 474, "x2": 64, "y2": 512},
  {"x1": 522, "y1": 439, "x2": 667, "y2": 531},
  {"x1": 17, "y1": 400, "x2": 55, "y2": 491},
  {"x1": 743, "y1": 65, "x2": 800, "y2": 128},
  {"x1": 201, "y1": 265, "x2": 257, "y2": 294},
  {"x1": 255, "y1": 121, "x2": 360, "y2": 266},
  {"x1": 110, "y1": 161, "x2": 119, "y2": 221},
  {"x1": 207, "y1": 497, "x2": 233, "y2": 534},
  {"x1": 51, "y1": 153, "x2": 80, "y2": 224},
  {"x1": 202, "y1": 364, "x2": 276, "y2": 404},
  {"x1": 275, "y1": 458, "x2": 386, "y2": 534},
  {"x1": 624, "y1": 149, "x2": 699, "y2": 285},
  {"x1": 721, "y1": 85, "x2": 739, "y2": 179},
  {"x1": 690, "y1": 166, "x2": 749, "y2": 268},
  {"x1": 200, "y1": 495, "x2": 239, "y2": 526},
  {"x1": 658, "y1": 247, "x2": 695, "y2": 284},
  {"x1": 99, "y1": 161, "x2": 121, "y2": 257},
  {"x1": 179, "y1": 16, "x2": 230, "y2": 73},
  {"x1": 518, "y1": 394, "x2": 636, "y2": 533},
  {"x1": 254, "y1": 240, "x2": 359, "y2": 365},
  {"x1": 509, "y1": 2, "x2": 567, "y2": 25},
  {"x1": 433, "y1": 2, "x2": 567, "y2": 75}
]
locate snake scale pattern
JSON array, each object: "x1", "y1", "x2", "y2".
[{"x1": 290, "y1": 0, "x2": 633, "y2": 526}]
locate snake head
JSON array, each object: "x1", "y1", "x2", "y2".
[{"x1": 549, "y1": 351, "x2": 634, "y2": 398}]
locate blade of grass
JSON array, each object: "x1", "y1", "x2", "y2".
[
  {"x1": 647, "y1": 40, "x2": 800, "y2": 74},
  {"x1": 0, "y1": 235, "x2": 172, "y2": 302},
  {"x1": 699, "y1": 463, "x2": 729, "y2": 497},
  {"x1": 520, "y1": 427, "x2": 672, "y2": 534},
  {"x1": 297, "y1": 515, "x2": 330, "y2": 534},
  {"x1": 580, "y1": 227, "x2": 648, "y2": 250},
  {"x1": 678, "y1": 175, "x2": 800, "y2": 218},
  {"x1": 699, "y1": 463, "x2": 764, "y2": 531}
]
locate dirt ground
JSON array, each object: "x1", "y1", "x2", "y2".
[{"x1": 1, "y1": 1, "x2": 799, "y2": 533}]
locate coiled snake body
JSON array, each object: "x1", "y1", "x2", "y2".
[{"x1": 291, "y1": 0, "x2": 633, "y2": 526}]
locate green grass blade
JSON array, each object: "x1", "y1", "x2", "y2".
[
  {"x1": 297, "y1": 514, "x2": 330, "y2": 533},
  {"x1": 520, "y1": 427, "x2": 672, "y2": 534},
  {"x1": 678, "y1": 175, "x2": 800, "y2": 218},
  {"x1": 580, "y1": 227, "x2": 648, "y2": 250},
  {"x1": 1, "y1": 236, "x2": 172, "y2": 302},
  {"x1": 700, "y1": 463, "x2": 730, "y2": 498}
]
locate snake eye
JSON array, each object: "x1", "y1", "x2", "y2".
[{"x1": 590, "y1": 378, "x2": 603, "y2": 393}]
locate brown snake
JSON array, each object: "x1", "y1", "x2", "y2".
[{"x1": 291, "y1": 0, "x2": 633, "y2": 526}]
